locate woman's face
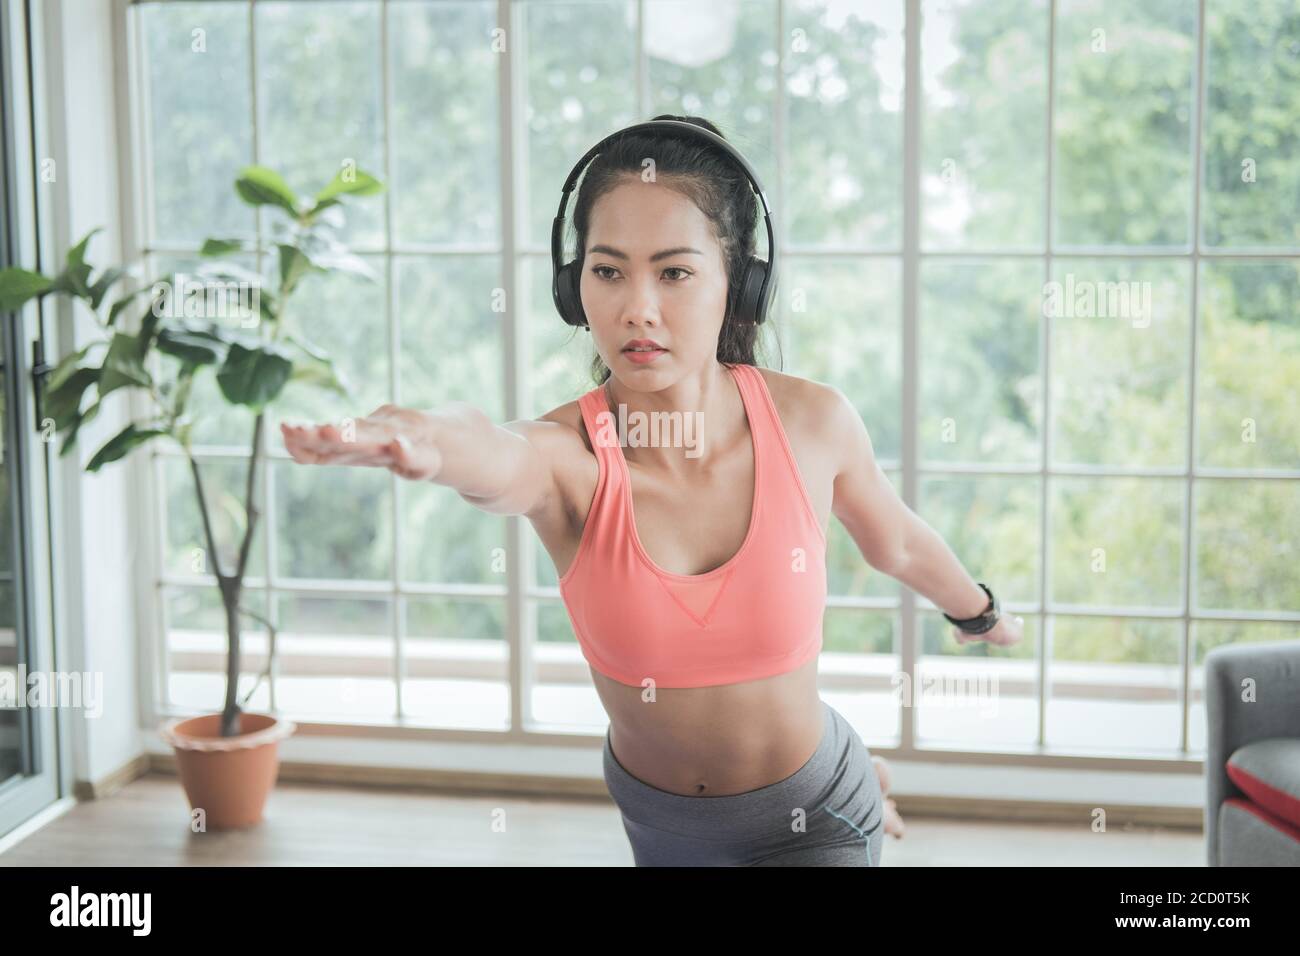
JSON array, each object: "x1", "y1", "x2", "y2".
[{"x1": 580, "y1": 177, "x2": 729, "y2": 384}]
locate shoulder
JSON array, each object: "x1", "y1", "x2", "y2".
[
  {"x1": 748, "y1": 364, "x2": 831, "y2": 413},
  {"x1": 495, "y1": 394, "x2": 597, "y2": 521},
  {"x1": 530, "y1": 394, "x2": 593, "y2": 451},
  {"x1": 748, "y1": 366, "x2": 863, "y2": 477},
  {"x1": 501, "y1": 394, "x2": 596, "y2": 475}
]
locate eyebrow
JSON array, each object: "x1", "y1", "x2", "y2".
[{"x1": 587, "y1": 245, "x2": 704, "y2": 262}]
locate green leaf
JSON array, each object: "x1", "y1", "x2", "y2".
[
  {"x1": 98, "y1": 332, "x2": 152, "y2": 397},
  {"x1": 287, "y1": 331, "x2": 329, "y2": 362},
  {"x1": 88, "y1": 266, "x2": 127, "y2": 311},
  {"x1": 173, "y1": 419, "x2": 196, "y2": 451},
  {"x1": 215, "y1": 341, "x2": 294, "y2": 410},
  {"x1": 45, "y1": 366, "x2": 99, "y2": 430},
  {"x1": 277, "y1": 243, "x2": 314, "y2": 294},
  {"x1": 49, "y1": 262, "x2": 93, "y2": 299},
  {"x1": 45, "y1": 342, "x2": 109, "y2": 397},
  {"x1": 313, "y1": 168, "x2": 384, "y2": 205},
  {"x1": 286, "y1": 332, "x2": 352, "y2": 399},
  {"x1": 258, "y1": 289, "x2": 279, "y2": 323},
  {"x1": 48, "y1": 228, "x2": 103, "y2": 301},
  {"x1": 162, "y1": 318, "x2": 259, "y2": 350},
  {"x1": 86, "y1": 423, "x2": 167, "y2": 473},
  {"x1": 172, "y1": 360, "x2": 199, "y2": 412},
  {"x1": 193, "y1": 260, "x2": 265, "y2": 287},
  {"x1": 66, "y1": 228, "x2": 101, "y2": 268},
  {"x1": 199, "y1": 237, "x2": 252, "y2": 256},
  {"x1": 234, "y1": 166, "x2": 300, "y2": 218},
  {"x1": 299, "y1": 232, "x2": 377, "y2": 281},
  {"x1": 310, "y1": 204, "x2": 346, "y2": 230},
  {"x1": 306, "y1": 197, "x2": 341, "y2": 220},
  {"x1": 309, "y1": 248, "x2": 376, "y2": 281},
  {"x1": 0, "y1": 268, "x2": 54, "y2": 312},
  {"x1": 58, "y1": 398, "x2": 101, "y2": 457},
  {"x1": 288, "y1": 359, "x2": 352, "y2": 399},
  {"x1": 133, "y1": 287, "x2": 172, "y2": 357},
  {"x1": 108, "y1": 287, "x2": 152, "y2": 329},
  {"x1": 170, "y1": 362, "x2": 200, "y2": 450},
  {"x1": 156, "y1": 265, "x2": 266, "y2": 330},
  {"x1": 190, "y1": 261, "x2": 272, "y2": 325},
  {"x1": 156, "y1": 327, "x2": 226, "y2": 366},
  {"x1": 46, "y1": 344, "x2": 96, "y2": 392}
]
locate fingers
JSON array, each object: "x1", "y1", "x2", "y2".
[
  {"x1": 280, "y1": 421, "x2": 398, "y2": 468},
  {"x1": 384, "y1": 433, "x2": 426, "y2": 481},
  {"x1": 280, "y1": 420, "x2": 431, "y2": 480},
  {"x1": 990, "y1": 617, "x2": 1025, "y2": 647},
  {"x1": 953, "y1": 613, "x2": 1027, "y2": 644}
]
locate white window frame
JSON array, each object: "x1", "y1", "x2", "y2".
[{"x1": 121, "y1": 0, "x2": 1299, "y2": 774}]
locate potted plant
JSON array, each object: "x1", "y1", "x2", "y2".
[{"x1": 0, "y1": 164, "x2": 384, "y2": 828}]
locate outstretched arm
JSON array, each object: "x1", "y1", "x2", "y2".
[
  {"x1": 280, "y1": 402, "x2": 559, "y2": 518},
  {"x1": 822, "y1": 386, "x2": 1022, "y2": 647}
]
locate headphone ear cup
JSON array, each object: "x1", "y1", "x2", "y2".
[
  {"x1": 735, "y1": 255, "x2": 771, "y2": 325},
  {"x1": 556, "y1": 261, "x2": 587, "y2": 327},
  {"x1": 758, "y1": 256, "x2": 777, "y2": 325}
]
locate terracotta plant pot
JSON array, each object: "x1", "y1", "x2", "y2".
[{"x1": 160, "y1": 712, "x2": 297, "y2": 829}]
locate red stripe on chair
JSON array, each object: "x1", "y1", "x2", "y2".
[
  {"x1": 1226, "y1": 761, "x2": 1300, "y2": 831},
  {"x1": 1222, "y1": 796, "x2": 1300, "y2": 844}
]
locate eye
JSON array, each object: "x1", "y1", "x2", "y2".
[{"x1": 589, "y1": 265, "x2": 692, "y2": 281}]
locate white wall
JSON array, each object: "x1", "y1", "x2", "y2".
[{"x1": 41, "y1": 0, "x2": 144, "y2": 789}]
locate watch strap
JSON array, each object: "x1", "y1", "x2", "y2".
[{"x1": 943, "y1": 583, "x2": 1000, "y2": 634}]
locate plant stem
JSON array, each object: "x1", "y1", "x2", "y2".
[
  {"x1": 219, "y1": 580, "x2": 242, "y2": 738},
  {"x1": 236, "y1": 604, "x2": 277, "y2": 709},
  {"x1": 188, "y1": 455, "x2": 226, "y2": 582},
  {"x1": 216, "y1": 411, "x2": 265, "y2": 737},
  {"x1": 189, "y1": 453, "x2": 240, "y2": 737},
  {"x1": 235, "y1": 413, "x2": 264, "y2": 582}
]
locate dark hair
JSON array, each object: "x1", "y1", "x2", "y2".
[{"x1": 568, "y1": 114, "x2": 782, "y2": 385}]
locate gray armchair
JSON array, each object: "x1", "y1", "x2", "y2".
[{"x1": 1204, "y1": 638, "x2": 1300, "y2": 866}]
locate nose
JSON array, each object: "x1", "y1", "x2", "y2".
[{"x1": 618, "y1": 274, "x2": 663, "y2": 327}]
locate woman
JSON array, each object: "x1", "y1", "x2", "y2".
[{"x1": 281, "y1": 115, "x2": 1023, "y2": 866}]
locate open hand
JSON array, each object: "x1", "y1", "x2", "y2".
[
  {"x1": 954, "y1": 613, "x2": 1024, "y2": 648},
  {"x1": 280, "y1": 404, "x2": 443, "y2": 482}
]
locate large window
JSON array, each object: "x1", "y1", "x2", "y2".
[{"x1": 134, "y1": 0, "x2": 1299, "y2": 760}]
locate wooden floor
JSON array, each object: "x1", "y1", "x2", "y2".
[{"x1": 0, "y1": 772, "x2": 1206, "y2": 866}]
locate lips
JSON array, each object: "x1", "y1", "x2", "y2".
[
  {"x1": 622, "y1": 344, "x2": 667, "y2": 364},
  {"x1": 622, "y1": 339, "x2": 665, "y2": 352}
]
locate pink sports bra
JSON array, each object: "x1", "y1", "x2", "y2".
[{"x1": 557, "y1": 362, "x2": 828, "y2": 688}]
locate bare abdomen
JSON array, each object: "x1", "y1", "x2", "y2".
[{"x1": 594, "y1": 656, "x2": 824, "y2": 796}]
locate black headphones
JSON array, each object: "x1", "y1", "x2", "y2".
[{"x1": 550, "y1": 119, "x2": 778, "y2": 330}]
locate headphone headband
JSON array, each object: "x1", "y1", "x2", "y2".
[{"x1": 550, "y1": 119, "x2": 778, "y2": 329}]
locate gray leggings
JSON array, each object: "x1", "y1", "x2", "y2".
[{"x1": 602, "y1": 699, "x2": 885, "y2": 866}]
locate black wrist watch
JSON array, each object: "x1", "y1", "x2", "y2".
[{"x1": 943, "y1": 583, "x2": 1000, "y2": 635}]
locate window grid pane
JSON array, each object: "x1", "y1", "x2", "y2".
[{"x1": 134, "y1": 0, "x2": 1297, "y2": 760}]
